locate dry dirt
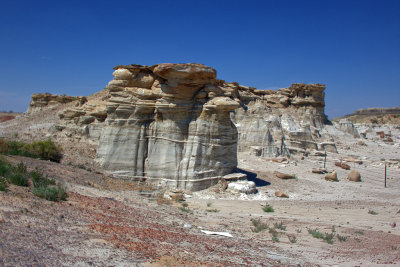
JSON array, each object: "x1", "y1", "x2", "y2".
[{"x1": 1, "y1": 120, "x2": 400, "y2": 265}]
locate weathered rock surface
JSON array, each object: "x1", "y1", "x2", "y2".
[
  {"x1": 227, "y1": 180, "x2": 257, "y2": 194},
  {"x1": 92, "y1": 63, "x2": 239, "y2": 191},
  {"x1": 348, "y1": 170, "x2": 361, "y2": 182},
  {"x1": 25, "y1": 63, "x2": 341, "y2": 191},
  {"x1": 26, "y1": 93, "x2": 83, "y2": 114},
  {"x1": 275, "y1": 190, "x2": 289, "y2": 198},
  {"x1": 231, "y1": 83, "x2": 338, "y2": 157},
  {"x1": 325, "y1": 171, "x2": 338, "y2": 182},
  {"x1": 274, "y1": 171, "x2": 295, "y2": 179}
]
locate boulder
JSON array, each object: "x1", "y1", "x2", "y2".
[
  {"x1": 227, "y1": 181, "x2": 256, "y2": 194},
  {"x1": 348, "y1": 170, "x2": 361, "y2": 182},
  {"x1": 325, "y1": 171, "x2": 338, "y2": 182},
  {"x1": 274, "y1": 191, "x2": 289, "y2": 198},
  {"x1": 335, "y1": 162, "x2": 351, "y2": 170},
  {"x1": 273, "y1": 171, "x2": 295, "y2": 179}
]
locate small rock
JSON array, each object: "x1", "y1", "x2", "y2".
[
  {"x1": 312, "y1": 168, "x2": 327, "y2": 174},
  {"x1": 348, "y1": 170, "x2": 361, "y2": 182},
  {"x1": 227, "y1": 180, "x2": 256, "y2": 194},
  {"x1": 273, "y1": 171, "x2": 295, "y2": 179},
  {"x1": 358, "y1": 141, "x2": 367, "y2": 146},
  {"x1": 184, "y1": 223, "x2": 192, "y2": 228},
  {"x1": 325, "y1": 171, "x2": 338, "y2": 182},
  {"x1": 275, "y1": 191, "x2": 289, "y2": 198},
  {"x1": 335, "y1": 162, "x2": 351, "y2": 170}
]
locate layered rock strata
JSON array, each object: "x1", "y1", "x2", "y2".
[
  {"x1": 50, "y1": 63, "x2": 338, "y2": 190},
  {"x1": 93, "y1": 64, "x2": 239, "y2": 190},
  {"x1": 231, "y1": 83, "x2": 337, "y2": 156},
  {"x1": 26, "y1": 93, "x2": 85, "y2": 114}
]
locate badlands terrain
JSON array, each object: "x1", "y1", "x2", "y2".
[{"x1": 0, "y1": 63, "x2": 399, "y2": 266}]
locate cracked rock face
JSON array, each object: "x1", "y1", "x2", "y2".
[
  {"x1": 231, "y1": 83, "x2": 337, "y2": 157},
  {"x1": 95, "y1": 63, "x2": 239, "y2": 191},
  {"x1": 48, "y1": 63, "x2": 339, "y2": 191}
]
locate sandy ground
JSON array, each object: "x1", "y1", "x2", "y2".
[{"x1": 0, "y1": 119, "x2": 399, "y2": 265}]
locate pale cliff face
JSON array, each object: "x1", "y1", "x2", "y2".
[
  {"x1": 51, "y1": 63, "x2": 336, "y2": 191},
  {"x1": 94, "y1": 63, "x2": 239, "y2": 191}
]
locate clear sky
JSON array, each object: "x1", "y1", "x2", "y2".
[{"x1": 0, "y1": 0, "x2": 399, "y2": 118}]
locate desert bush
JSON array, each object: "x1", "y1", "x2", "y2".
[
  {"x1": 32, "y1": 185, "x2": 67, "y2": 202},
  {"x1": 0, "y1": 139, "x2": 8, "y2": 153},
  {"x1": 30, "y1": 168, "x2": 55, "y2": 188},
  {"x1": 0, "y1": 139, "x2": 62, "y2": 162},
  {"x1": 337, "y1": 234, "x2": 347, "y2": 242},
  {"x1": 251, "y1": 218, "x2": 269, "y2": 233},
  {"x1": 262, "y1": 204, "x2": 274, "y2": 213},
  {"x1": 308, "y1": 228, "x2": 335, "y2": 244},
  {"x1": 0, "y1": 177, "x2": 7, "y2": 191},
  {"x1": 7, "y1": 162, "x2": 29, "y2": 186},
  {"x1": 287, "y1": 234, "x2": 297, "y2": 243},
  {"x1": 273, "y1": 221, "x2": 286, "y2": 231},
  {"x1": 0, "y1": 157, "x2": 12, "y2": 177}
]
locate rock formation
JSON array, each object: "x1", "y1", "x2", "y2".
[
  {"x1": 47, "y1": 63, "x2": 338, "y2": 191},
  {"x1": 26, "y1": 93, "x2": 84, "y2": 114},
  {"x1": 92, "y1": 63, "x2": 239, "y2": 191},
  {"x1": 231, "y1": 83, "x2": 337, "y2": 156}
]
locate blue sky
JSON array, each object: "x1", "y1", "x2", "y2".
[{"x1": 0, "y1": 0, "x2": 399, "y2": 118}]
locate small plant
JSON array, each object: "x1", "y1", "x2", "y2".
[
  {"x1": 323, "y1": 232, "x2": 335, "y2": 244},
  {"x1": 308, "y1": 228, "x2": 335, "y2": 244},
  {"x1": 296, "y1": 229, "x2": 302, "y2": 233},
  {"x1": 262, "y1": 204, "x2": 274, "y2": 213},
  {"x1": 272, "y1": 236, "x2": 280, "y2": 243},
  {"x1": 207, "y1": 202, "x2": 212, "y2": 207},
  {"x1": 337, "y1": 234, "x2": 347, "y2": 242},
  {"x1": 368, "y1": 210, "x2": 378, "y2": 215},
  {"x1": 251, "y1": 218, "x2": 269, "y2": 233},
  {"x1": 7, "y1": 162, "x2": 29, "y2": 186},
  {"x1": 332, "y1": 225, "x2": 336, "y2": 233},
  {"x1": 32, "y1": 185, "x2": 67, "y2": 202},
  {"x1": 0, "y1": 177, "x2": 7, "y2": 191},
  {"x1": 273, "y1": 222, "x2": 286, "y2": 231},
  {"x1": 206, "y1": 208, "x2": 219, "y2": 213},
  {"x1": 355, "y1": 230, "x2": 365, "y2": 235},
  {"x1": 179, "y1": 202, "x2": 190, "y2": 212},
  {"x1": 269, "y1": 227, "x2": 279, "y2": 237},
  {"x1": 308, "y1": 228, "x2": 324, "y2": 239},
  {"x1": 30, "y1": 168, "x2": 55, "y2": 188},
  {"x1": 292, "y1": 173, "x2": 297, "y2": 179},
  {"x1": 287, "y1": 234, "x2": 297, "y2": 243}
]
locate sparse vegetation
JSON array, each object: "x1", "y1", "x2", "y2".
[
  {"x1": 287, "y1": 234, "x2": 297, "y2": 243},
  {"x1": 262, "y1": 204, "x2": 274, "y2": 213},
  {"x1": 7, "y1": 162, "x2": 29, "y2": 186},
  {"x1": 179, "y1": 202, "x2": 190, "y2": 212},
  {"x1": 368, "y1": 210, "x2": 378, "y2": 215},
  {"x1": 32, "y1": 185, "x2": 67, "y2": 202},
  {"x1": 273, "y1": 221, "x2": 286, "y2": 231},
  {"x1": 206, "y1": 208, "x2": 219, "y2": 212},
  {"x1": 272, "y1": 236, "x2": 280, "y2": 243},
  {"x1": 308, "y1": 228, "x2": 335, "y2": 244},
  {"x1": 355, "y1": 230, "x2": 365, "y2": 235},
  {"x1": 207, "y1": 202, "x2": 212, "y2": 207},
  {"x1": 0, "y1": 138, "x2": 62, "y2": 162},
  {"x1": 0, "y1": 157, "x2": 67, "y2": 201},
  {"x1": 337, "y1": 234, "x2": 347, "y2": 242},
  {"x1": 251, "y1": 218, "x2": 269, "y2": 233},
  {"x1": 0, "y1": 177, "x2": 7, "y2": 191}
]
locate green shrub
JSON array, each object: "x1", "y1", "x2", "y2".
[
  {"x1": 30, "y1": 168, "x2": 55, "y2": 188},
  {"x1": 33, "y1": 185, "x2": 67, "y2": 202},
  {"x1": 0, "y1": 177, "x2": 7, "y2": 191},
  {"x1": 262, "y1": 204, "x2": 274, "y2": 213},
  {"x1": 0, "y1": 157, "x2": 12, "y2": 177},
  {"x1": 7, "y1": 162, "x2": 29, "y2": 186},
  {"x1": 0, "y1": 139, "x2": 62, "y2": 162},
  {"x1": 273, "y1": 221, "x2": 286, "y2": 231},
  {"x1": 251, "y1": 218, "x2": 269, "y2": 233}
]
